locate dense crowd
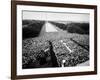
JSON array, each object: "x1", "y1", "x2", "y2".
[
  {"x1": 52, "y1": 38, "x2": 89, "y2": 67},
  {"x1": 22, "y1": 38, "x2": 52, "y2": 68},
  {"x1": 22, "y1": 35, "x2": 89, "y2": 68}
]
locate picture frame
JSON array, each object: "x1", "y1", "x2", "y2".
[{"x1": 11, "y1": 0, "x2": 97, "y2": 80}]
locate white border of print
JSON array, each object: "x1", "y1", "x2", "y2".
[{"x1": 17, "y1": 5, "x2": 94, "y2": 75}]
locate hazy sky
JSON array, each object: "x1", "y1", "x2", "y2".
[{"x1": 22, "y1": 11, "x2": 89, "y2": 22}]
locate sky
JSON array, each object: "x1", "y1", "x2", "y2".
[{"x1": 22, "y1": 11, "x2": 89, "y2": 22}]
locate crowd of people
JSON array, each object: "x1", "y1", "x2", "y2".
[
  {"x1": 22, "y1": 36, "x2": 89, "y2": 68},
  {"x1": 52, "y1": 38, "x2": 89, "y2": 67}
]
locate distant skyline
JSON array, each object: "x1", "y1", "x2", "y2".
[{"x1": 23, "y1": 11, "x2": 89, "y2": 22}]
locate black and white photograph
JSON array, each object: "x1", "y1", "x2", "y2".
[
  {"x1": 22, "y1": 11, "x2": 90, "y2": 69},
  {"x1": 11, "y1": 1, "x2": 97, "y2": 79}
]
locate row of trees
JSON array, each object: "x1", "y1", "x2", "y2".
[
  {"x1": 22, "y1": 20, "x2": 45, "y2": 39},
  {"x1": 50, "y1": 21, "x2": 89, "y2": 34}
]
